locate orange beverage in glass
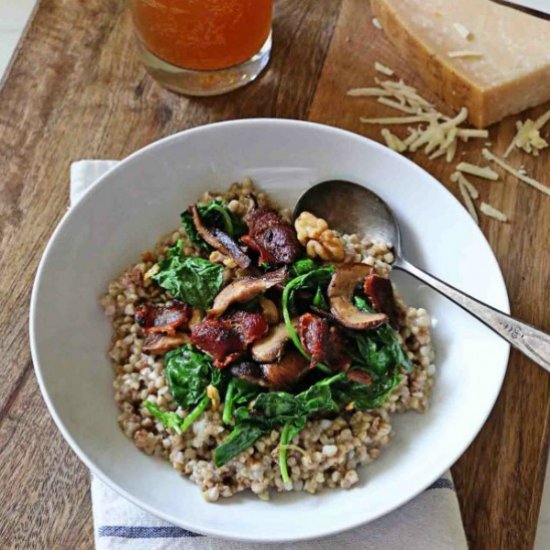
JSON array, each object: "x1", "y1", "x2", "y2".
[{"x1": 129, "y1": 0, "x2": 273, "y2": 96}]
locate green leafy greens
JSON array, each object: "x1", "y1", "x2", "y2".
[
  {"x1": 152, "y1": 240, "x2": 224, "y2": 310},
  {"x1": 281, "y1": 261, "x2": 335, "y2": 372},
  {"x1": 145, "y1": 208, "x2": 418, "y2": 477},
  {"x1": 181, "y1": 198, "x2": 246, "y2": 252},
  {"x1": 289, "y1": 258, "x2": 318, "y2": 277},
  {"x1": 164, "y1": 344, "x2": 223, "y2": 408},
  {"x1": 146, "y1": 345, "x2": 225, "y2": 435},
  {"x1": 222, "y1": 377, "x2": 263, "y2": 425},
  {"x1": 145, "y1": 398, "x2": 210, "y2": 435},
  {"x1": 214, "y1": 374, "x2": 345, "y2": 481},
  {"x1": 331, "y1": 296, "x2": 413, "y2": 410}
]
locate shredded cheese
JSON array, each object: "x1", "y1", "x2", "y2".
[
  {"x1": 447, "y1": 50, "x2": 483, "y2": 59},
  {"x1": 350, "y1": 73, "x2": 489, "y2": 163},
  {"x1": 377, "y1": 96, "x2": 419, "y2": 114},
  {"x1": 482, "y1": 148, "x2": 550, "y2": 198},
  {"x1": 381, "y1": 129, "x2": 407, "y2": 152},
  {"x1": 446, "y1": 140, "x2": 457, "y2": 162},
  {"x1": 374, "y1": 62, "x2": 394, "y2": 76},
  {"x1": 346, "y1": 87, "x2": 392, "y2": 97},
  {"x1": 376, "y1": 78, "x2": 433, "y2": 108},
  {"x1": 480, "y1": 202, "x2": 508, "y2": 222},
  {"x1": 403, "y1": 128, "x2": 420, "y2": 146},
  {"x1": 456, "y1": 129, "x2": 489, "y2": 139},
  {"x1": 372, "y1": 17, "x2": 382, "y2": 30},
  {"x1": 456, "y1": 162, "x2": 499, "y2": 181},
  {"x1": 504, "y1": 108, "x2": 550, "y2": 157},
  {"x1": 534, "y1": 109, "x2": 550, "y2": 131},
  {"x1": 458, "y1": 181, "x2": 479, "y2": 223},
  {"x1": 429, "y1": 149, "x2": 446, "y2": 160},
  {"x1": 360, "y1": 115, "x2": 430, "y2": 124},
  {"x1": 453, "y1": 22, "x2": 473, "y2": 40},
  {"x1": 451, "y1": 172, "x2": 479, "y2": 199}
]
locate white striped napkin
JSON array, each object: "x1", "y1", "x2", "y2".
[{"x1": 71, "y1": 160, "x2": 468, "y2": 550}]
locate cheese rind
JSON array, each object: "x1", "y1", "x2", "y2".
[{"x1": 370, "y1": 0, "x2": 550, "y2": 128}]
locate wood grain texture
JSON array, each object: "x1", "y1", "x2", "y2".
[
  {"x1": 308, "y1": 1, "x2": 550, "y2": 548},
  {"x1": 0, "y1": 0, "x2": 342, "y2": 547},
  {"x1": 0, "y1": 0, "x2": 549, "y2": 548}
]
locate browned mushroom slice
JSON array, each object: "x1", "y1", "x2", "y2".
[
  {"x1": 229, "y1": 361, "x2": 269, "y2": 387},
  {"x1": 364, "y1": 273, "x2": 400, "y2": 329},
  {"x1": 142, "y1": 332, "x2": 189, "y2": 355},
  {"x1": 260, "y1": 350, "x2": 309, "y2": 390},
  {"x1": 251, "y1": 321, "x2": 294, "y2": 363},
  {"x1": 328, "y1": 264, "x2": 387, "y2": 330},
  {"x1": 190, "y1": 205, "x2": 251, "y2": 269},
  {"x1": 208, "y1": 267, "x2": 288, "y2": 317}
]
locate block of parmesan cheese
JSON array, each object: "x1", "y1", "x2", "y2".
[{"x1": 371, "y1": 0, "x2": 550, "y2": 128}]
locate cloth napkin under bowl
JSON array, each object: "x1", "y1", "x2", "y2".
[{"x1": 71, "y1": 160, "x2": 468, "y2": 550}]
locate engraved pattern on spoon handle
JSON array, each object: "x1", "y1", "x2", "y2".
[{"x1": 396, "y1": 258, "x2": 550, "y2": 373}]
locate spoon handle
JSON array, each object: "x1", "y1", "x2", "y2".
[{"x1": 396, "y1": 258, "x2": 550, "y2": 373}]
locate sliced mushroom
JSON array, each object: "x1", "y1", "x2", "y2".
[
  {"x1": 143, "y1": 332, "x2": 189, "y2": 355},
  {"x1": 208, "y1": 267, "x2": 288, "y2": 317},
  {"x1": 229, "y1": 361, "x2": 269, "y2": 387},
  {"x1": 260, "y1": 350, "x2": 309, "y2": 390},
  {"x1": 251, "y1": 321, "x2": 294, "y2": 363},
  {"x1": 190, "y1": 205, "x2": 251, "y2": 269},
  {"x1": 327, "y1": 264, "x2": 387, "y2": 330},
  {"x1": 364, "y1": 273, "x2": 400, "y2": 329}
]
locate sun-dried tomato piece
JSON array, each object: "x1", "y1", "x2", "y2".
[{"x1": 191, "y1": 310, "x2": 268, "y2": 368}]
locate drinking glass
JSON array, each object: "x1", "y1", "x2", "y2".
[{"x1": 129, "y1": 0, "x2": 273, "y2": 96}]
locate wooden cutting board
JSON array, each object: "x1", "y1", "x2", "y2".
[{"x1": 0, "y1": 0, "x2": 549, "y2": 548}]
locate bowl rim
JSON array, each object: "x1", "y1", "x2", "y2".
[{"x1": 29, "y1": 118, "x2": 510, "y2": 542}]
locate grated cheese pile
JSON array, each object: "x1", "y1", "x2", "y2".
[
  {"x1": 504, "y1": 109, "x2": 550, "y2": 157},
  {"x1": 348, "y1": 69, "x2": 488, "y2": 163},
  {"x1": 347, "y1": 65, "x2": 550, "y2": 226}
]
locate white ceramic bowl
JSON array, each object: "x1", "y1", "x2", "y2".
[{"x1": 30, "y1": 119, "x2": 509, "y2": 542}]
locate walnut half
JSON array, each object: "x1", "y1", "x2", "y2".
[{"x1": 294, "y1": 212, "x2": 345, "y2": 262}]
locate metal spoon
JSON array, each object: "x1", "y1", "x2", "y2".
[{"x1": 294, "y1": 180, "x2": 550, "y2": 372}]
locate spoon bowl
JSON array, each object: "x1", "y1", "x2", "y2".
[{"x1": 294, "y1": 180, "x2": 401, "y2": 253}]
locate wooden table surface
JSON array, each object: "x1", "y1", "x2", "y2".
[{"x1": 2, "y1": 0, "x2": 550, "y2": 548}]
